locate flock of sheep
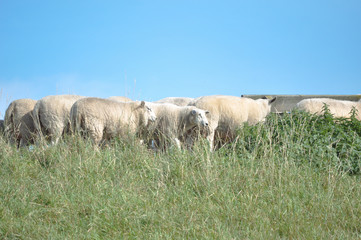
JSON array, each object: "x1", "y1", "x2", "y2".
[{"x1": 2, "y1": 94, "x2": 361, "y2": 151}]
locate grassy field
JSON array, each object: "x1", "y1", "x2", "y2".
[{"x1": 1, "y1": 110, "x2": 361, "y2": 239}]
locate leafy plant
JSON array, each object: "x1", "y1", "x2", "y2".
[{"x1": 232, "y1": 106, "x2": 361, "y2": 174}]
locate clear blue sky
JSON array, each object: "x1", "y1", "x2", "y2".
[{"x1": 1, "y1": 0, "x2": 361, "y2": 118}]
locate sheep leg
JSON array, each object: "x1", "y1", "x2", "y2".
[
  {"x1": 207, "y1": 130, "x2": 215, "y2": 152},
  {"x1": 87, "y1": 125, "x2": 104, "y2": 146},
  {"x1": 206, "y1": 120, "x2": 218, "y2": 152},
  {"x1": 174, "y1": 138, "x2": 181, "y2": 149},
  {"x1": 49, "y1": 129, "x2": 62, "y2": 145}
]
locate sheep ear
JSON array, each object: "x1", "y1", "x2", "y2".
[
  {"x1": 269, "y1": 97, "x2": 277, "y2": 104},
  {"x1": 262, "y1": 95, "x2": 273, "y2": 100},
  {"x1": 140, "y1": 101, "x2": 145, "y2": 108},
  {"x1": 191, "y1": 109, "x2": 197, "y2": 115}
]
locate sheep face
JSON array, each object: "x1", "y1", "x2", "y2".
[
  {"x1": 146, "y1": 105, "x2": 157, "y2": 123},
  {"x1": 257, "y1": 97, "x2": 277, "y2": 121},
  {"x1": 189, "y1": 109, "x2": 209, "y2": 127},
  {"x1": 137, "y1": 101, "x2": 157, "y2": 128}
]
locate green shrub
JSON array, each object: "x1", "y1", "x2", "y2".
[{"x1": 232, "y1": 107, "x2": 361, "y2": 174}]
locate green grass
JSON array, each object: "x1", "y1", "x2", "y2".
[{"x1": 1, "y1": 110, "x2": 361, "y2": 239}]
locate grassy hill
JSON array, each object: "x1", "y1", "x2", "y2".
[{"x1": 1, "y1": 110, "x2": 360, "y2": 239}]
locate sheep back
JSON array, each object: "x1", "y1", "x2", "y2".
[
  {"x1": 155, "y1": 97, "x2": 194, "y2": 106},
  {"x1": 71, "y1": 97, "x2": 151, "y2": 144},
  {"x1": 108, "y1": 96, "x2": 132, "y2": 102},
  {"x1": 33, "y1": 94, "x2": 85, "y2": 144},
  {"x1": 296, "y1": 98, "x2": 361, "y2": 120}
]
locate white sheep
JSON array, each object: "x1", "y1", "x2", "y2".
[
  {"x1": 143, "y1": 102, "x2": 209, "y2": 150},
  {"x1": 32, "y1": 94, "x2": 85, "y2": 144},
  {"x1": 4, "y1": 98, "x2": 37, "y2": 147},
  {"x1": 154, "y1": 97, "x2": 194, "y2": 106},
  {"x1": 108, "y1": 96, "x2": 132, "y2": 102},
  {"x1": 188, "y1": 95, "x2": 276, "y2": 151},
  {"x1": 70, "y1": 97, "x2": 156, "y2": 145},
  {"x1": 296, "y1": 98, "x2": 361, "y2": 120}
]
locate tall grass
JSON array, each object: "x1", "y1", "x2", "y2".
[{"x1": 0, "y1": 110, "x2": 360, "y2": 239}]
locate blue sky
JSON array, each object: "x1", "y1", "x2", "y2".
[{"x1": 1, "y1": 0, "x2": 360, "y2": 118}]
